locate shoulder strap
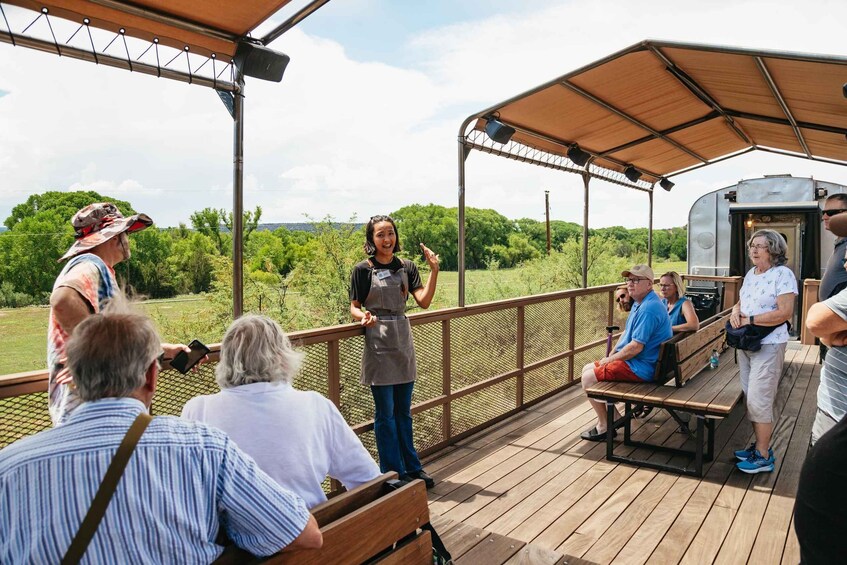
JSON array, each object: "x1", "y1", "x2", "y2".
[{"x1": 62, "y1": 412, "x2": 153, "y2": 565}]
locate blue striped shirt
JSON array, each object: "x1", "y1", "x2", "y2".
[
  {"x1": 0, "y1": 398, "x2": 310, "y2": 564},
  {"x1": 820, "y1": 291, "x2": 847, "y2": 420}
]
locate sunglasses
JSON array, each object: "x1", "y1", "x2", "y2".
[{"x1": 823, "y1": 209, "x2": 847, "y2": 217}]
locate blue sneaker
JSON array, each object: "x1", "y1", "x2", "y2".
[
  {"x1": 736, "y1": 450, "x2": 775, "y2": 474},
  {"x1": 734, "y1": 443, "x2": 773, "y2": 462}
]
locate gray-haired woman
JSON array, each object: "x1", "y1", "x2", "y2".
[
  {"x1": 181, "y1": 315, "x2": 379, "y2": 508},
  {"x1": 729, "y1": 229, "x2": 797, "y2": 474}
]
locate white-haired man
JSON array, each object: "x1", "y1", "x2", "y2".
[{"x1": 0, "y1": 299, "x2": 322, "y2": 563}]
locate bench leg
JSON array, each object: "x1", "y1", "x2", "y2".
[
  {"x1": 606, "y1": 401, "x2": 616, "y2": 459},
  {"x1": 694, "y1": 416, "x2": 705, "y2": 476},
  {"x1": 707, "y1": 418, "x2": 715, "y2": 462}
]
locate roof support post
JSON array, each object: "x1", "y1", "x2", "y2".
[
  {"x1": 581, "y1": 171, "x2": 590, "y2": 288},
  {"x1": 232, "y1": 71, "x2": 245, "y2": 318},
  {"x1": 458, "y1": 140, "x2": 469, "y2": 306},
  {"x1": 648, "y1": 188, "x2": 654, "y2": 268}
]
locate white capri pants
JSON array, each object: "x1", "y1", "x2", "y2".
[{"x1": 737, "y1": 343, "x2": 786, "y2": 424}]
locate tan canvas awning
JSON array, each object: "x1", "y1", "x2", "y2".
[
  {"x1": 464, "y1": 40, "x2": 847, "y2": 186},
  {"x1": 4, "y1": 0, "x2": 295, "y2": 57}
]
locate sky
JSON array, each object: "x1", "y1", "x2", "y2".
[{"x1": 1, "y1": 0, "x2": 846, "y2": 230}]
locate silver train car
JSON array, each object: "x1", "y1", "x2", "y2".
[{"x1": 686, "y1": 175, "x2": 847, "y2": 332}]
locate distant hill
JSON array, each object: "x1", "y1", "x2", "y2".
[
  {"x1": 0, "y1": 226, "x2": 7, "y2": 233},
  {"x1": 249, "y1": 222, "x2": 364, "y2": 233}
]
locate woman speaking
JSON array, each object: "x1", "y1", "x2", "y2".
[{"x1": 349, "y1": 215, "x2": 439, "y2": 488}]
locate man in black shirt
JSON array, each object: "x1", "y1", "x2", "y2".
[
  {"x1": 818, "y1": 193, "x2": 847, "y2": 362},
  {"x1": 794, "y1": 412, "x2": 847, "y2": 563}
]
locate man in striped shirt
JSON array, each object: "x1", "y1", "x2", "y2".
[
  {"x1": 0, "y1": 297, "x2": 322, "y2": 563},
  {"x1": 806, "y1": 213, "x2": 847, "y2": 444}
]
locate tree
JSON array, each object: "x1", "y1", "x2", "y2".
[
  {"x1": 4, "y1": 191, "x2": 134, "y2": 231},
  {"x1": 487, "y1": 233, "x2": 541, "y2": 268},
  {"x1": 122, "y1": 228, "x2": 176, "y2": 298},
  {"x1": 190, "y1": 205, "x2": 263, "y2": 256},
  {"x1": 392, "y1": 204, "x2": 459, "y2": 270}
]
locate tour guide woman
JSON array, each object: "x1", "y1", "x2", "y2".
[
  {"x1": 349, "y1": 215, "x2": 439, "y2": 488},
  {"x1": 729, "y1": 229, "x2": 797, "y2": 474}
]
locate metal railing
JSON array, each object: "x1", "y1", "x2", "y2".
[{"x1": 0, "y1": 275, "x2": 747, "y2": 460}]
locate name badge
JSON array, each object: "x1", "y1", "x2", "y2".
[{"x1": 376, "y1": 270, "x2": 391, "y2": 280}]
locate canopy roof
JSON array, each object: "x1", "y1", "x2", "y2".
[
  {"x1": 464, "y1": 40, "x2": 847, "y2": 187},
  {"x1": 5, "y1": 0, "x2": 294, "y2": 57}
]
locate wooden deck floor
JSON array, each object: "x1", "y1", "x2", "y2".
[{"x1": 423, "y1": 343, "x2": 819, "y2": 564}]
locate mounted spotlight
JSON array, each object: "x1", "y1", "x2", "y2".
[
  {"x1": 624, "y1": 165, "x2": 642, "y2": 183},
  {"x1": 567, "y1": 144, "x2": 591, "y2": 167},
  {"x1": 234, "y1": 40, "x2": 290, "y2": 82},
  {"x1": 484, "y1": 116, "x2": 516, "y2": 144},
  {"x1": 843, "y1": 82, "x2": 847, "y2": 98},
  {"x1": 660, "y1": 178, "x2": 675, "y2": 192}
]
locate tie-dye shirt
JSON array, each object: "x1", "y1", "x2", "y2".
[{"x1": 47, "y1": 253, "x2": 116, "y2": 426}]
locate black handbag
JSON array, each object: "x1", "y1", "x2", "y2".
[{"x1": 724, "y1": 321, "x2": 787, "y2": 352}]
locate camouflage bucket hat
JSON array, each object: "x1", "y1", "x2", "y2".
[{"x1": 59, "y1": 202, "x2": 153, "y2": 262}]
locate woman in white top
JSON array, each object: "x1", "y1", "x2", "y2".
[
  {"x1": 182, "y1": 315, "x2": 380, "y2": 508},
  {"x1": 729, "y1": 229, "x2": 797, "y2": 475}
]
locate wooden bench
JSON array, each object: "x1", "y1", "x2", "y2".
[
  {"x1": 222, "y1": 473, "x2": 432, "y2": 564},
  {"x1": 587, "y1": 309, "x2": 742, "y2": 477}
]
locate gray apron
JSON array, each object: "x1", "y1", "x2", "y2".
[{"x1": 361, "y1": 263, "x2": 417, "y2": 385}]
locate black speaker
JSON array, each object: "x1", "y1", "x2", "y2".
[
  {"x1": 484, "y1": 118, "x2": 515, "y2": 144},
  {"x1": 234, "y1": 42, "x2": 290, "y2": 83}
]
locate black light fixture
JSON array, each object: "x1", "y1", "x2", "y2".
[
  {"x1": 843, "y1": 82, "x2": 847, "y2": 98},
  {"x1": 484, "y1": 116, "x2": 516, "y2": 144},
  {"x1": 234, "y1": 40, "x2": 291, "y2": 82},
  {"x1": 624, "y1": 165, "x2": 642, "y2": 183},
  {"x1": 660, "y1": 178, "x2": 675, "y2": 192},
  {"x1": 567, "y1": 144, "x2": 591, "y2": 167}
]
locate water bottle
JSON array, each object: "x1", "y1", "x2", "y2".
[{"x1": 709, "y1": 349, "x2": 719, "y2": 370}]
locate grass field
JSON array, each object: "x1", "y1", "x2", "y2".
[{"x1": 0, "y1": 261, "x2": 686, "y2": 376}]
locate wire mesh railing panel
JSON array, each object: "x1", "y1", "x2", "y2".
[
  {"x1": 574, "y1": 293, "x2": 611, "y2": 347},
  {"x1": 414, "y1": 405, "x2": 445, "y2": 454},
  {"x1": 0, "y1": 392, "x2": 50, "y2": 449},
  {"x1": 524, "y1": 298, "x2": 570, "y2": 365},
  {"x1": 573, "y1": 344, "x2": 608, "y2": 383},
  {"x1": 152, "y1": 364, "x2": 219, "y2": 416},
  {"x1": 450, "y1": 309, "x2": 518, "y2": 391},
  {"x1": 524, "y1": 358, "x2": 570, "y2": 402},
  {"x1": 451, "y1": 379, "x2": 516, "y2": 437},
  {"x1": 411, "y1": 322, "x2": 444, "y2": 404},
  {"x1": 337, "y1": 336, "x2": 371, "y2": 427},
  {"x1": 295, "y1": 342, "x2": 330, "y2": 399}
]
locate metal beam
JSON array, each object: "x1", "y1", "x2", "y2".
[
  {"x1": 458, "y1": 138, "x2": 467, "y2": 307},
  {"x1": 232, "y1": 71, "x2": 245, "y2": 318},
  {"x1": 507, "y1": 121, "x2": 664, "y2": 182},
  {"x1": 598, "y1": 111, "x2": 720, "y2": 157},
  {"x1": 582, "y1": 172, "x2": 590, "y2": 288},
  {"x1": 723, "y1": 108, "x2": 847, "y2": 136},
  {"x1": 260, "y1": 0, "x2": 333, "y2": 45},
  {"x1": 560, "y1": 81, "x2": 707, "y2": 163},
  {"x1": 649, "y1": 45, "x2": 753, "y2": 146},
  {"x1": 0, "y1": 31, "x2": 238, "y2": 91},
  {"x1": 87, "y1": 0, "x2": 237, "y2": 43},
  {"x1": 754, "y1": 56, "x2": 812, "y2": 158}
]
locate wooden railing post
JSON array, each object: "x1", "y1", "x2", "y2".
[
  {"x1": 516, "y1": 306, "x2": 525, "y2": 409},
  {"x1": 721, "y1": 276, "x2": 743, "y2": 310},
  {"x1": 801, "y1": 279, "x2": 821, "y2": 346},
  {"x1": 441, "y1": 319, "x2": 452, "y2": 443},
  {"x1": 327, "y1": 340, "x2": 341, "y2": 408}
]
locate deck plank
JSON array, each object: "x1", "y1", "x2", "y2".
[{"x1": 425, "y1": 344, "x2": 818, "y2": 565}]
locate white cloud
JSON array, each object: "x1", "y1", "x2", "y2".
[{"x1": 1, "y1": 0, "x2": 847, "y2": 231}]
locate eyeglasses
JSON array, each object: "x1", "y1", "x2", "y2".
[
  {"x1": 748, "y1": 243, "x2": 769, "y2": 250},
  {"x1": 659, "y1": 284, "x2": 674, "y2": 288},
  {"x1": 823, "y1": 209, "x2": 847, "y2": 218},
  {"x1": 615, "y1": 294, "x2": 627, "y2": 302},
  {"x1": 625, "y1": 277, "x2": 647, "y2": 284}
]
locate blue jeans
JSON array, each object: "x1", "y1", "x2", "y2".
[{"x1": 371, "y1": 382, "x2": 421, "y2": 475}]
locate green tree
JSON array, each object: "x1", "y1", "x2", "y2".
[
  {"x1": 464, "y1": 207, "x2": 512, "y2": 269},
  {"x1": 4, "y1": 191, "x2": 134, "y2": 230},
  {"x1": 122, "y1": 228, "x2": 176, "y2": 298},
  {"x1": 392, "y1": 204, "x2": 459, "y2": 270},
  {"x1": 487, "y1": 233, "x2": 542, "y2": 268},
  {"x1": 190, "y1": 205, "x2": 262, "y2": 256},
  {"x1": 168, "y1": 232, "x2": 217, "y2": 294}
]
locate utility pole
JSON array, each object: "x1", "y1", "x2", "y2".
[{"x1": 545, "y1": 190, "x2": 552, "y2": 255}]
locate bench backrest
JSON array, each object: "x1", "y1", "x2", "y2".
[
  {"x1": 266, "y1": 472, "x2": 431, "y2": 565},
  {"x1": 653, "y1": 309, "x2": 731, "y2": 387}
]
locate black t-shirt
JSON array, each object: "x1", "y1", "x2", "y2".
[
  {"x1": 794, "y1": 413, "x2": 847, "y2": 564},
  {"x1": 349, "y1": 257, "x2": 423, "y2": 303}
]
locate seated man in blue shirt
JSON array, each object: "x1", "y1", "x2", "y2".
[
  {"x1": 0, "y1": 295, "x2": 322, "y2": 564},
  {"x1": 580, "y1": 264, "x2": 673, "y2": 441}
]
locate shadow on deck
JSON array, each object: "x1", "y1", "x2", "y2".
[{"x1": 423, "y1": 343, "x2": 818, "y2": 564}]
